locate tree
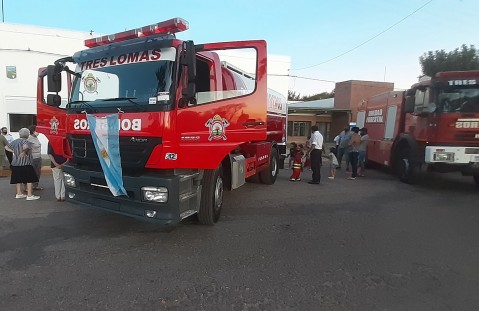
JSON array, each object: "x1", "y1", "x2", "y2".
[
  {"x1": 288, "y1": 90, "x2": 335, "y2": 101},
  {"x1": 419, "y1": 44, "x2": 479, "y2": 77},
  {"x1": 288, "y1": 90, "x2": 302, "y2": 101}
]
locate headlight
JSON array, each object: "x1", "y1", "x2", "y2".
[
  {"x1": 433, "y1": 152, "x2": 454, "y2": 162},
  {"x1": 63, "y1": 173, "x2": 77, "y2": 187},
  {"x1": 142, "y1": 187, "x2": 168, "y2": 203}
]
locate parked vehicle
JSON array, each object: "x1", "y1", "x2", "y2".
[
  {"x1": 36, "y1": 18, "x2": 287, "y2": 225},
  {"x1": 356, "y1": 70, "x2": 479, "y2": 185}
]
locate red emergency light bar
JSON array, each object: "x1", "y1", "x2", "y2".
[
  {"x1": 436, "y1": 71, "x2": 479, "y2": 78},
  {"x1": 85, "y1": 18, "x2": 188, "y2": 48}
]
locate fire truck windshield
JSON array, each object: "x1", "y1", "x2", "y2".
[
  {"x1": 70, "y1": 56, "x2": 175, "y2": 110},
  {"x1": 436, "y1": 86, "x2": 479, "y2": 113}
]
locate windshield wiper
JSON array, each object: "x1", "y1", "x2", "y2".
[
  {"x1": 101, "y1": 97, "x2": 140, "y2": 106},
  {"x1": 68, "y1": 100, "x2": 96, "y2": 113}
]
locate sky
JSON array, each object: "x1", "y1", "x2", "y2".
[{"x1": 1, "y1": 0, "x2": 477, "y2": 96}]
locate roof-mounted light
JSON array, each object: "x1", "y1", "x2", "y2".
[{"x1": 84, "y1": 17, "x2": 189, "y2": 48}]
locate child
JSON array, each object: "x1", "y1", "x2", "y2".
[
  {"x1": 288, "y1": 142, "x2": 297, "y2": 169},
  {"x1": 328, "y1": 147, "x2": 339, "y2": 179},
  {"x1": 289, "y1": 145, "x2": 304, "y2": 181},
  {"x1": 303, "y1": 138, "x2": 311, "y2": 170}
]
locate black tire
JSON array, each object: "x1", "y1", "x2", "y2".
[
  {"x1": 198, "y1": 166, "x2": 224, "y2": 225},
  {"x1": 473, "y1": 174, "x2": 479, "y2": 187},
  {"x1": 396, "y1": 149, "x2": 416, "y2": 184},
  {"x1": 259, "y1": 147, "x2": 279, "y2": 185}
]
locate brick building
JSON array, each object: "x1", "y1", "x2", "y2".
[{"x1": 287, "y1": 80, "x2": 394, "y2": 144}]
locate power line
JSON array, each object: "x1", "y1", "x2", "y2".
[
  {"x1": 271, "y1": 73, "x2": 409, "y2": 92},
  {"x1": 268, "y1": 73, "x2": 336, "y2": 83},
  {"x1": 291, "y1": 0, "x2": 434, "y2": 71}
]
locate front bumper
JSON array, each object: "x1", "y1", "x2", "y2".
[
  {"x1": 63, "y1": 165, "x2": 181, "y2": 225},
  {"x1": 425, "y1": 146, "x2": 479, "y2": 164}
]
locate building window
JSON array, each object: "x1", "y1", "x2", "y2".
[
  {"x1": 317, "y1": 122, "x2": 331, "y2": 141},
  {"x1": 288, "y1": 121, "x2": 311, "y2": 136},
  {"x1": 9, "y1": 114, "x2": 36, "y2": 132}
]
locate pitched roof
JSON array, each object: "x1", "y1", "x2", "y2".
[{"x1": 288, "y1": 98, "x2": 335, "y2": 109}]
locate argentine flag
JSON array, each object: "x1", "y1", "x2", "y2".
[{"x1": 87, "y1": 114, "x2": 128, "y2": 197}]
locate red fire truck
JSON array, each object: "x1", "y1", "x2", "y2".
[
  {"x1": 356, "y1": 70, "x2": 479, "y2": 185},
  {"x1": 36, "y1": 18, "x2": 287, "y2": 225}
]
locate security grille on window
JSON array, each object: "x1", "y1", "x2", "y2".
[{"x1": 288, "y1": 121, "x2": 311, "y2": 136}]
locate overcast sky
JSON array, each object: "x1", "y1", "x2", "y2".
[{"x1": 2, "y1": 0, "x2": 477, "y2": 96}]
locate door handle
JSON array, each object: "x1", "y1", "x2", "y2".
[{"x1": 242, "y1": 121, "x2": 264, "y2": 127}]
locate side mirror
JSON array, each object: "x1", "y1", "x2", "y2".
[
  {"x1": 47, "y1": 64, "x2": 62, "y2": 93},
  {"x1": 180, "y1": 40, "x2": 196, "y2": 106},
  {"x1": 47, "y1": 94, "x2": 62, "y2": 107},
  {"x1": 404, "y1": 96, "x2": 415, "y2": 113}
]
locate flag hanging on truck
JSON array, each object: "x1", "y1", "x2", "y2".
[{"x1": 86, "y1": 113, "x2": 128, "y2": 196}]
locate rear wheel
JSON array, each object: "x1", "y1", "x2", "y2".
[
  {"x1": 259, "y1": 148, "x2": 279, "y2": 185},
  {"x1": 198, "y1": 166, "x2": 223, "y2": 225},
  {"x1": 396, "y1": 149, "x2": 416, "y2": 184}
]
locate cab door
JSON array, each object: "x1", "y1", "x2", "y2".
[
  {"x1": 175, "y1": 40, "x2": 267, "y2": 169},
  {"x1": 36, "y1": 67, "x2": 71, "y2": 157}
]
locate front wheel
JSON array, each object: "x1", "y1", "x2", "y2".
[
  {"x1": 259, "y1": 148, "x2": 279, "y2": 185},
  {"x1": 198, "y1": 166, "x2": 224, "y2": 225},
  {"x1": 396, "y1": 149, "x2": 416, "y2": 184}
]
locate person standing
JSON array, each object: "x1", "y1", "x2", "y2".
[
  {"x1": 303, "y1": 137, "x2": 311, "y2": 170},
  {"x1": 0, "y1": 132, "x2": 8, "y2": 171},
  {"x1": 289, "y1": 145, "x2": 303, "y2": 181},
  {"x1": 358, "y1": 128, "x2": 369, "y2": 177},
  {"x1": 1, "y1": 127, "x2": 14, "y2": 165},
  {"x1": 333, "y1": 134, "x2": 340, "y2": 157},
  {"x1": 307, "y1": 125, "x2": 323, "y2": 184},
  {"x1": 288, "y1": 142, "x2": 297, "y2": 169},
  {"x1": 27, "y1": 125, "x2": 43, "y2": 190},
  {"x1": 347, "y1": 127, "x2": 361, "y2": 180},
  {"x1": 328, "y1": 147, "x2": 339, "y2": 179},
  {"x1": 48, "y1": 143, "x2": 69, "y2": 201},
  {"x1": 5, "y1": 128, "x2": 40, "y2": 200},
  {"x1": 337, "y1": 127, "x2": 351, "y2": 170}
]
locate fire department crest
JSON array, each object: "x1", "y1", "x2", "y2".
[
  {"x1": 49, "y1": 116, "x2": 59, "y2": 134},
  {"x1": 82, "y1": 73, "x2": 100, "y2": 93},
  {"x1": 205, "y1": 114, "x2": 230, "y2": 141}
]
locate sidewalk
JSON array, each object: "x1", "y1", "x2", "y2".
[{"x1": 0, "y1": 170, "x2": 75, "y2": 220}]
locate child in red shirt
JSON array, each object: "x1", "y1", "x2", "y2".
[{"x1": 290, "y1": 145, "x2": 304, "y2": 181}]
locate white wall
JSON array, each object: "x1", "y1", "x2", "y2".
[{"x1": 0, "y1": 23, "x2": 93, "y2": 154}]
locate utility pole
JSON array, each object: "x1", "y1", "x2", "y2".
[{"x1": 1, "y1": 0, "x2": 4, "y2": 23}]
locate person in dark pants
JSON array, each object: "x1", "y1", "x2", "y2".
[
  {"x1": 347, "y1": 127, "x2": 361, "y2": 180},
  {"x1": 307, "y1": 125, "x2": 324, "y2": 184}
]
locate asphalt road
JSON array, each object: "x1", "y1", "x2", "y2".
[{"x1": 1, "y1": 165, "x2": 479, "y2": 311}]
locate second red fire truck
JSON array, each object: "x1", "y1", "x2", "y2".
[
  {"x1": 36, "y1": 18, "x2": 287, "y2": 225},
  {"x1": 357, "y1": 70, "x2": 479, "y2": 185}
]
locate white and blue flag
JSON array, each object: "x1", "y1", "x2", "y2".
[{"x1": 87, "y1": 113, "x2": 127, "y2": 197}]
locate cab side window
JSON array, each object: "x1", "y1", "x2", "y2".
[
  {"x1": 414, "y1": 87, "x2": 430, "y2": 113},
  {"x1": 192, "y1": 48, "x2": 257, "y2": 106}
]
